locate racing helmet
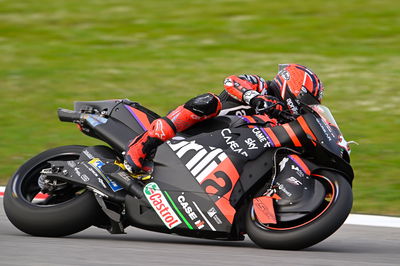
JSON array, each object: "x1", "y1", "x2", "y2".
[{"x1": 271, "y1": 64, "x2": 324, "y2": 115}]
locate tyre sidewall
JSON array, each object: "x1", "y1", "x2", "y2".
[{"x1": 3, "y1": 145, "x2": 103, "y2": 237}]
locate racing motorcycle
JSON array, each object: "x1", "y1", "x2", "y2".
[{"x1": 3, "y1": 98, "x2": 354, "y2": 250}]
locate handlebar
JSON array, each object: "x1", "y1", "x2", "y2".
[{"x1": 57, "y1": 108, "x2": 82, "y2": 122}]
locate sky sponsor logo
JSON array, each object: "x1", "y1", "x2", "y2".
[{"x1": 244, "y1": 138, "x2": 258, "y2": 150}]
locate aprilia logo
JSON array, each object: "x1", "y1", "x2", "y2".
[
  {"x1": 168, "y1": 140, "x2": 228, "y2": 183},
  {"x1": 144, "y1": 182, "x2": 182, "y2": 229},
  {"x1": 168, "y1": 139, "x2": 240, "y2": 224},
  {"x1": 244, "y1": 138, "x2": 258, "y2": 150}
]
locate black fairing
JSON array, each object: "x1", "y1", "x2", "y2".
[
  {"x1": 272, "y1": 155, "x2": 325, "y2": 222},
  {"x1": 73, "y1": 99, "x2": 160, "y2": 152},
  {"x1": 302, "y1": 113, "x2": 354, "y2": 184},
  {"x1": 56, "y1": 99, "x2": 353, "y2": 239},
  {"x1": 47, "y1": 146, "x2": 127, "y2": 202}
]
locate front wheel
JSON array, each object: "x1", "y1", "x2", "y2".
[
  {"x1": 3, "y1": 145, "x2": 104, "y2": 237},
  {"x1": 245, "y1": 171, "x2": 353, "y2": 250}
]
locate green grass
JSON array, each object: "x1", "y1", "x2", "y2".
[{"x1": 0, "y1": 0, "x2": 399, "y2": 215}]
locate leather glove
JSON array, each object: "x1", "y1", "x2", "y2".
[
  {"x1": 249, "y1": 95, "x2": 284, "y2": 118},
  {"x1": 224, "y1": 74, "x2": 267, "y2": 103},
  {"x1": 238, "y1": 74, "x2": 267, "y2": 93}
]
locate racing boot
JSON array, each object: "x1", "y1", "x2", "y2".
[{"x1": 124, "y1": 118, "x2": 176, "y2": 173}]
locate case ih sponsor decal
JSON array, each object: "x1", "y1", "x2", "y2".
[
  {"x1": 177, "y1": 193, "x2": 216, "y2": 231},
  {"x1": 144, "y1": 182, "x2": 182, "y2": 229},
  {"x1": 168, "y1": 140, "x2": 240, "y2": 224}
]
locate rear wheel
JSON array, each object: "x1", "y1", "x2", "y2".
[
  {"x1": 3, "y1": 145, "x2": 104, "y2": 237},
  {"x1": 245, "y1": 171, "x2": 352, "y2": 250}
]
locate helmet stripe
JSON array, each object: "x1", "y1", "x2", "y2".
[{"x1": 281, "y1": 80, "x2": 287, "y2": 99}]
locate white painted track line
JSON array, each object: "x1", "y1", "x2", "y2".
[
  {"x1": 345, "y1": 214, "x2": 400, "y2": 228},
  {"x1": 0, "y1": 186, "x2": 399, "y2": 228}
]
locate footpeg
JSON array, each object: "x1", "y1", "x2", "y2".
[{"x1": 101, "y1": 163, "x2": 144, "y2": 199}]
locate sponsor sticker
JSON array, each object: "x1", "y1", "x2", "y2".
[
  {"x1": 286, "y1": 176, "x2": 303, "y2": 186},
  {"x1": 291, "y1": 164, "x2": 305, "y2": 178},
  {"x1": 316, "y1": 118, "x2": 334, "y2": 142},
  {"x1": 97, "y1": 178, "x2": 107, "y2": 188},
  {"x1": 253, "y1": 196, "x2": 277, "y2": 224},
  {"x1": 252, "y1": 128, "x2": 272, "y2": 148},
  {"x1": 144, "y1": 183, "x2": 182, "y2": 229},
  {"x1": 221, "y1": 128, "x2": 249, "y2": 157},
  {"x1": 279, "y1": 69, "x2": 290, "y2": 80},
  {"x1": 213, "y1": 215, "x2": 223, "y2": 225},
  {"x1": 88, "y1": 159, "x2": 123, "y2": 192},
  {"x1": 276, "y1": 182, "x2": 292, "y2": 197},
  {"x1": 207, "y1": 207, "x2": 217, "y2": 217},
  {"x1": 82, "y1": 150, "x2": 94, "y2": 159},
  {"x1": 85, "y1": 115, "x2": 108, "y2": 127},
  {"x1": 286, "y1": 98, "x2": 299, "y2": 115},
  {"x1": 80, "y1": 174, "x2": 90, "y2": 182},
  {"x1": 176, "y1": 193, "x2": 218, "y2": 230},
  {"x1": 244, "y1": 138, "x2": 258, "y2": 150},
  {"x1": 67, "y1": 160, "x2": 77, "y2": 168},
  {"x1": 207, "y1": 207, "x2": 223, "y2": 225},
  {"x1": 178, "y1": 194, "x2": 199, "y2": 221}
]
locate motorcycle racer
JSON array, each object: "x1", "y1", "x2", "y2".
[{"x1": 124, "y1": 64, "x2": 324, "y2": 174}]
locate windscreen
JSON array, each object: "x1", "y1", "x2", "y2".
[
  {"x1": 310, "y1": 105, "x2": 339, "y2": 129},
  {"x1": 310, "y1": 104, "x2": 351, "y2": 154}
]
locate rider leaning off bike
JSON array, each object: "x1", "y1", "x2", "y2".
[{"x1": 124, "y1": 63, "x2": 325, "y2": 174}]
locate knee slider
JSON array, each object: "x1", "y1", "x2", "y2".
[{"x1": 183, "y1": 93, "x2": 221, "y2": 117}]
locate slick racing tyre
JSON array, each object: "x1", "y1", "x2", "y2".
[
  {"x1": 245, "y1": 171, "x2": 353, "y2": 250},
  {"x1": 3, "y1": 145, "x2": 103, "y2": 237}
]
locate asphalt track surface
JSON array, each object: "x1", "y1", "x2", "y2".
[{"x1": 0, "y1": 199, "x2": 399, "y2": 266}]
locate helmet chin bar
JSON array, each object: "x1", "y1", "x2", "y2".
[
  {"x1": 268, "y1": 80, "x2": 282, "y2": 99},
  {"x1": 298, "y1": 89, "x2": 321, "y2": 105}
]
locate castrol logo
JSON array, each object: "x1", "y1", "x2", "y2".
[{"x1": 144, "y1": 182, "x2": 182, "y2": 229}]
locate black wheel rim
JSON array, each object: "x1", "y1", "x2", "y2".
[
  {"x1": 251, "y1": 174, "x2": 338, "y2": 231},
  {"x1": 17, "y1": 153, "x2": 86, "y2": 206}
]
